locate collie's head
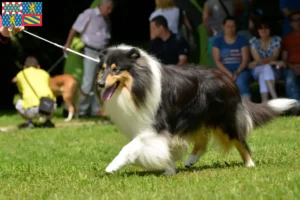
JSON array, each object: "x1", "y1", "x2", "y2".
[{"x1": 96, "y1": 44, "x2": 162, "y2": 107}]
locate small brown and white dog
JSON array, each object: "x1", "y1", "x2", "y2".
[{"x1": 50, "y1": 74, "x2": 85, "y2": 122}]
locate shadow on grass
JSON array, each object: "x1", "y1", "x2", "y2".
[{"x1": 94, "y1": 161, "x2": 253, "y2": 178}]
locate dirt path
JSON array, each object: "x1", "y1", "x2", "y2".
[{"x1": 0, "y1": 120, "x2": 111, "y2": 132}]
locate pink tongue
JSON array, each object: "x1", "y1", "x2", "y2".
[{"x1": 102, "y1": 86, "x2": 115, "y2": 101}]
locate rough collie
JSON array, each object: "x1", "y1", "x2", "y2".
[{"x1": 96, "y1": 44, "x2": 298, "y2": 175}]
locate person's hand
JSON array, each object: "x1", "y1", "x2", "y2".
[
  {"x1": 249, "y1": 61, "x2": 258, "y2": 69},
  {"x1": 0, "y1": 26, "x2": 24, "y2": 37},
  {"x1": 63, "y1": 44, "x2": 69, "y2": 54},
  {"x1": 275, "y1": 61, "x2": 287, "y2": 68},
  {"x1": 232, "y1": 71, "x2": 239, "y2": 81}
]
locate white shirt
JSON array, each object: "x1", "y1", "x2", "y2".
[
  {"x1": 149, "y1": 7, "x2": 180, "y2": 34},
  {"x1": 72, "y1": 8, "x2": 111, "y2": 49}
]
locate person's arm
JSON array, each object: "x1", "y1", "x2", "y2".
[
  {"x1": 203, "y1": 2, "x2": 213, "y2": 36},
  {"x1": 64, "y1": 9, "x2": 91, "y2": 52},
  {"x1": 64, "y1": 28, "x2": 78, "y2": 53},
  {"x1": 250, "y1": 47, "x2": 281, "y2": 67},
  {"x1": 12, "y1": 76, "x2": 17, "y2": 83},
  {"x1": 237, "y1": 46, "x2": 250, "y2": 73},
  {"x1": 177, "y1": 55, "x2": 188, "y2": 65},
  {"x1": 0, "y1": 15, "x2": 24, "y2": 42},
  {"x1": 0, "y1": 32, "x2": 9, "y2": 44},
  {"x1": 176, "y1": 37, "x2": 189, "y2": 66},
  {"x1": 212, "y1": 47, "x2": 232, "y2": 78},
  {"x1": 182, "y1": 11, "x2": 193, "y2": 32}
]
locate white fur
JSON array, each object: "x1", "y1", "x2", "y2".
[
  {"x1": 245, "y1": 159, "x2": 255, "y2": 167},
  {"x1": 238, "y1": 102, "x2": 254, "y2": 134},
  {"x1": 65, "y1": 112, "x2": 73, "y2": 122},
  {"x1": 267, "y1": 98, "x2": 298, "y2": 113},
  {"x1": 184, "y1": 154, "x2": 201, "y2": 168},
  {"x1": 105, "y1": 130, "x2": 173, "y2": 173},
  {"x1": 103, "y1": 44, "x2": 162, "y2": 139}
]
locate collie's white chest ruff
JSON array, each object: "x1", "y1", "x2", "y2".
[{"x1": 103, "y1": 88, "x2": 154, "y2": 139}]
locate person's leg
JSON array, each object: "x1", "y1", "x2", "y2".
[
  {"x1": 79, "y1": 47, "x2": 101, "y2": 116},
  {"x1": 252, "y1": 66, "x2": 269, "y2": 102},
  {"x1": 263, "y1": 64, "x2": 278, "y2": 99},
  {"x1": 91, "y1": 92, "x2": 101, "y2": 117},
  {"x1": 44, "y1": 103, "x2": 57, "y2": 128},
  {"x1": 15, "y1": 100, "x2": 35, "y2": 128},
  {"x1": 259, "y1": 73, "x2": 269, "y2": 103},
  {"x1": 235, "y1": 70, "x2": 252, "y2": 100},
  {"x1": 283, "y1": 68, "x2": 300, "y2": 101}
]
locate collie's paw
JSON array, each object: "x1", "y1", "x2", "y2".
[
  {"x1": 163, "y1": 168, "x2": 176, "y2": 176},
  {"x1": 105, "y1": 164, "x2": 118, "y2": 174},
  {"x1": 245, "y1": 160, "x2": 255, "y2": 167},
  {"x1": 184, "y1": 155, "x2": 199, "y2": 168}
]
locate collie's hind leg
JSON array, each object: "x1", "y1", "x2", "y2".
[
  {"x1": 105, "y1": 131, "x2": 174, "y2": 175},
  {"x1": 184, "y1": 132, "x2": 209, "y2": 168},
  {"x1": 233, "y1": 139, "x2": 255, "y2": 167}
]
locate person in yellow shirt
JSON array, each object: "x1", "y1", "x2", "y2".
[{"x1": 12, "y1": 56, "x2": 56, "y2": 128}]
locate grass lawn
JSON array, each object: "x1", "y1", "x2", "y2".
[{"x1": 0, "y1": 111, "x2": 299, "y2": 199}]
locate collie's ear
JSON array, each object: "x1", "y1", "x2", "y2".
[
  {"x1": 99, "y1": 49, "x2": 108, "y2": 60},
  {"x1": 127, "y1": 48, "x2": 140, "y2": 60}
]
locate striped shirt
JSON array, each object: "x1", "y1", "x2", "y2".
[{"x1": 72, "y1": 7, "x2": 111, "y2": 49}]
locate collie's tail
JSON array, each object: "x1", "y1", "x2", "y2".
[{"x1": 242, "y1": 98, "x2": 299, "y2": 131}]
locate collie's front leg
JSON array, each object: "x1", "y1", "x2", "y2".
[
  {"x1": 105, "y1": 131, "x2": 174, "y2": 175},
  {"x1": 105, "y1": 137, "x2": 142, "y2": 174}
]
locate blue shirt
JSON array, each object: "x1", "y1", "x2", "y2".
[
  {"x1": 280, "y1": 0, "x2": 300, "y2": 36},
  {"x1": 213, "y1": 35, "x2": 249, "y2": 73}
]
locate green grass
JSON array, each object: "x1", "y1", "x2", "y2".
[{"x1": 0, "y1": 113, "x2": 299, "y2": 199}]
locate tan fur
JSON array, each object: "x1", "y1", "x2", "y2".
[
  {"x1": 188, "y1": 126, "x2": 211, "y2": 155},
  {"x1": 232, "y1": 139, "x2": 253, "y2": 164},
  {"x1": 99, "y1": 71, "x2": 134, "y2": 94},
  {"x1": 186, "y1": 126, "x2": 251, "y2": 165},
  {"x1": 50, "y1": 74, "x2": 83, "y2": 121}
]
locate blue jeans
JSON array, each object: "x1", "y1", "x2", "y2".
[
  {"x1": 274, "y1": 68, "x2": 300, "y2": 101},
  {"x1": 79, "y1": 47, "x2": 101, "y2": 116},
  {"x1": 235, "y1": 70, "x2": 252, "y2": 97}
]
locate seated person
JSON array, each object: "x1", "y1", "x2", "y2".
[
  {"x1": 280, "y1": 0, "x2": 300, "y2": 36},
  {"x1": 148, "y1": 15, "x2": 189, "y2": 66},
  {"x1": 212, "y1": 16, "x2": 252, "y2": 101},
  {"x1": 274, "y1": 11, "x2": 300, "y2": 101},
  {"x1": 282, "y1": 11, "x2": 300, "y2": 76},
  {"x1": 12, "y1": 56, "x2": 56, "y2": 128},
  {"x1": 248, "y1": 20, "x2": 279, "y2": 103}
]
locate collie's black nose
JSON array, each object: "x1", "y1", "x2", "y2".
[{"x1": 97, "y1": 80, "x2": 105, "y2": 88}]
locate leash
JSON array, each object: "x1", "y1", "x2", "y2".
[
  {"x1": 8, "y1": 28, "x2": 100, "y2": 63},
  {"x1": 47, "y1": 54, "x2": 67, "y2": 73}
]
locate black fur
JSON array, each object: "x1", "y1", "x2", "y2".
[{"x1": 154, "y1": 64, "x2": 243, "y2": 140}]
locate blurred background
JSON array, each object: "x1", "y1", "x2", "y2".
[{"x1": 0, "y1": 0, "x2": 284, "y2": 111}]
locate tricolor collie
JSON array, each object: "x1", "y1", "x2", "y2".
[{"x1": 96, "y1": 44, "x2": 298, "y2": 175}]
